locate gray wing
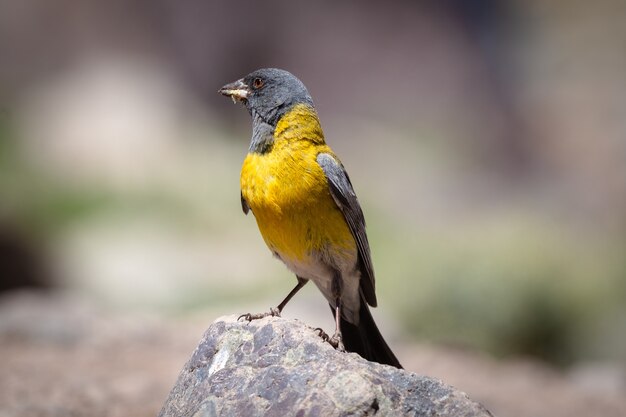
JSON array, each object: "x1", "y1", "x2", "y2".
[
  {"x1": 316, "y1": 152, "x2": 377, "y2": 307},
  {"x1": 241, "y1": 192, "x2": 250, "y2": 215}
]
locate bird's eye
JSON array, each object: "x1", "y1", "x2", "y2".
[{"x1": 252, "y1": 78, "x2": 264, "y2": 89}]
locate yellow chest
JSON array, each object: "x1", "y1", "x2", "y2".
[{"x1": 240, "y1": 141, "x2": 355, "y2": 262}]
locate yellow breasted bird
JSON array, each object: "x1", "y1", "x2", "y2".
[{"x1": 219, "y1": 68, "x2": 402, "y2": 368}]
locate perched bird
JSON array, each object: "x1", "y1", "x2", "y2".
[{"x1": 219, "y1": 68, "x2": 402, "y2": 368}]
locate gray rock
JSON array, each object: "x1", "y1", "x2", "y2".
[{"x1": 159, "y1": 315, "x2": 492, "y2": 417}]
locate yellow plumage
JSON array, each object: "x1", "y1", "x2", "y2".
[{"x1": 240, "y1": 104, "x2": 356, "y2": 264}]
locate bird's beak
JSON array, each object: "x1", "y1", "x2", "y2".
[{"x1": 218, "y1": 79, "x2": 250, "y2": 103}]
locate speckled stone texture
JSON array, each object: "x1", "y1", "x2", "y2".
[{"x1": 159, "y1": 316, "x2": 492, "y2": 417}]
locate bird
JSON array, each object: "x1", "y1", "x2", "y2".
[{"x1": 218, "y1": 68, "x2": 402, "y2": 368}]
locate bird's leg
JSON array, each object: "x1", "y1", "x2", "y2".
[
  {"x1": 276, "y1": 276, "x2": 308, "y2": 312},
  {"x1": 238, "y1": 276, "x2": 308, "y2": 322},
  {"x1": 321, "y1": 269, "x2": 345, "y2": 351},
  {"x1": 325, "y1": 298, "x2": 345, "y2": 351}
]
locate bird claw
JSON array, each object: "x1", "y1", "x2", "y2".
[
  {"x1": 329, "y1": 332, "x2": 346, "y2": 352},
  {"x1": 314, "y1": 328, "x2": 345, "y2": 352},
  {"x1": 237, "y1": 307, "x2": 281, "y2": 322},
  {"x1": 314, "y1": 327, "x2": 330, "y2": 342}
]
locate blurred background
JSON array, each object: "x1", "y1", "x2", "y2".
[{"x1": 1, "y1": 0, "x2": 625, "y2": 416}]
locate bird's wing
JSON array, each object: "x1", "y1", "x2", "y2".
[
  {"x1": 316, "y1": 152, "x2": 377, "y2": 307},
  {"x1": 241, "y1": 192, "x2": 250, "y2": 215}
]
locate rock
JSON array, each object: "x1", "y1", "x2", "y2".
[{"x1": 159, "y1": 315, "x2": 492, "y2": 417}]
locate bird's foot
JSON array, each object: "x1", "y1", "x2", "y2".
[
  {"x1": 238, "y1": 307, "x2": 281, "y2": 322},
  {"x1": 314, "y1": 328, "x2": 345, "y2": 352},
  {"x1": 314, "y1": 327, "x2": 329, "y2": 342},
  {"x1": 329, "y1": 332, "x2": 346, "y2": 352}
]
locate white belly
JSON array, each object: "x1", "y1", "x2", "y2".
[{"x1": 278, "y1": 248, "x2": 362, "y2": 324}]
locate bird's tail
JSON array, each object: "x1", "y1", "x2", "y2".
[{"x1": 334, "y1": 295, "x2": 403, "y2": 369}]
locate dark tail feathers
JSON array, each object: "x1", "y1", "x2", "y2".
[{"x1": 333, "y1": 295, "x2": 403, "y2": 369}]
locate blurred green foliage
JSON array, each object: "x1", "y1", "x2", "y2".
[
  {"x1": 1, "y1": 127, "x2": 200, "y2": 238},
  {"x1": 371, "y1": 211, "x2": 626, "y2": 366}
]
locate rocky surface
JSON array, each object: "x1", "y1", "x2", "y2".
[{"x1": 159, "y1": 315, "x2": 491, "y2": 417}]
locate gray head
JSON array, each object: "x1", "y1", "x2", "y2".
[{"x1": 219, "y1": 68, "x2": 314, "y2": 127}]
